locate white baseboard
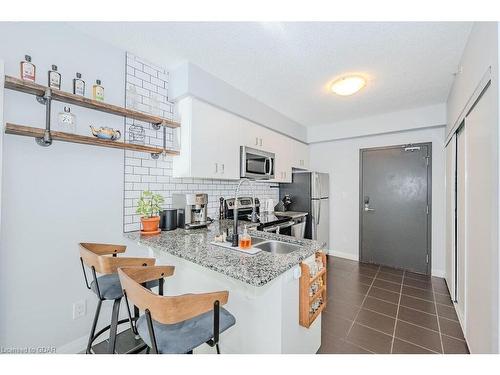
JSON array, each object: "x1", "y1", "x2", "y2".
[
  {"x1": 57, "y1": 324, "x2": 129, "y2": 354},
  {"x1": 327, "y1": 249, "x2": 359, "y2": 261},
  {"x1": 328, "y1": 249, "x2": 447, "y2": 279},
  {"x1": 57, "y1": 334, "x2": 89, "y2": 354},
  {"x1": 431, "y1": 269, "x2": 446, "y2": 278}
]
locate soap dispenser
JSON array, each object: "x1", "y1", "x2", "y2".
[{"x1": 239, "y1": 225, "x2": 252, "y2": 249}]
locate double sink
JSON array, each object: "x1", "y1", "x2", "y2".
[{"x1": 250, "y1": 236, "x2": 301, "y2": 255}]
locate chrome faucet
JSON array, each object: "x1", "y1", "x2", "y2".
[{"x1": 231, "y1": 178, "x2": 259, "y2": 247}]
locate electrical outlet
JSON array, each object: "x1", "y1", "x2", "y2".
[{"x1": 73, "y1": 299, "x2": 86, "y2": 320}]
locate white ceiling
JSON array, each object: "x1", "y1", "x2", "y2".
[{"x1": 72, "y1": 22, "x2": 472, "y2": 127}]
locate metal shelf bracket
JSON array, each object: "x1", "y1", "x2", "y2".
[{"x1": 35, "y1": 88, "x2": 53, "y2": 147}]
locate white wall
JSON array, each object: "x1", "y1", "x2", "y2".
[
  {"x1": 309, "y1": 126, "x2": 446, "y2": 276},
  {"x1": 0, "y1": 23, "x2": 143, "y2": 352},
  {"x1": 307, "y1": 103, "x2": 446, "y2": 143},
  {"x1": 445, "y1": 21, "x2": 499, "y2": 353},
  {"x1": 447, "y1": 22, "x2": 499, "y2": 135},
  {"x1": 0, "y1": 60, "x2": 4, "y2": 232},
  {"x1": 170, "y1": 62, "x2": 308, "y2": 142}
]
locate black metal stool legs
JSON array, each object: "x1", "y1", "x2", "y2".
[
  {"x1": 108, "y1": 298, "x2": 122, "y2": 354},
  {"x1": 86, "y1": 300, "x2": 103, "y2": 354}
]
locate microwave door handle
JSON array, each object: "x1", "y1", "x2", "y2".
[{"x1": 266, "y1": 157, "x2": 273, "y2": 176}]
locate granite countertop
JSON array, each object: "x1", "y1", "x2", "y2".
[
  {"x1": 273, "y1": 211, "x2": 308, "y2": 219},
  {"x1": 125, "y1": 220, "x2": 325, "y2": 287}
]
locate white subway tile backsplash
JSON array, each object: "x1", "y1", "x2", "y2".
[
  {"x1": 132, "y1": 166, "x2": 149, "y2": 175},
  {"x1": 143, "y1": 65, "x2": 158, "y2": 77},
  {"x1": 142, "y1": 81, "x2": 157, "y2": 93},
  {"x1": 123, "y1": 52, "x2": 278, "y2": 232},
  {"x1": 134, "y1": 70, "x2": 151, "y2": 82}
]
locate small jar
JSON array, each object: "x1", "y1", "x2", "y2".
[
  {"x1": 58, "y1": 107, "x2": 76, "y2": 133},
  {"x1": 128, "y1": 123, "x2": 145, "y2": 145}
]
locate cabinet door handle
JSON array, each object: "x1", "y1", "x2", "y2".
[
  {"x1": 259, "y1": 138, "x2": 263, "y2": 147},
  {"x1": 221, "y1": 163, "x2": 225, "y2": 174},
  {"x1": 255, "y1": 137, "x2": 259, "y2": 146},
  {"x1": 215, "y1": 163, "x2": 218, "y2": 174}
]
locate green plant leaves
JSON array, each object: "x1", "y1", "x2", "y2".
[{"x1": 136, "y1": 190, "x2": 164, "y2": 218}]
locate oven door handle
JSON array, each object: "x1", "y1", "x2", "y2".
[
  {"x1": 264, "y1": 221, "x2": 294, "y2": 233},
  {"x1": 279, "y1": 221, "x2": 295, "y2": 229},
  {"x1": 263, "y1": 225, "x2": 279, "y2": 232}
]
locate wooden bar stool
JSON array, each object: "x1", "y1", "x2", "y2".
[
  {"x1": 79, "y1": 243, "x2": 156, "y2": 354},
  {"x1": 118, "y1": 266, "x2": 236, "y2": 354}
]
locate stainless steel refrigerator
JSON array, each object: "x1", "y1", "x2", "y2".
[{"x1": 279, "y1": 171, "x2": 330, "y2": 248}]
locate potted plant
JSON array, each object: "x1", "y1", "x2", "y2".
[{"x1": 136, "y1": 190, "x2": 164, "y2": 234}]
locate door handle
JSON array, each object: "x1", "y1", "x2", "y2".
[{"x1": 364, "y1": 205, "x2": 375, "y2": 212}]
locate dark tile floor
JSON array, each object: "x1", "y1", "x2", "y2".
[{"x1": 318, "y1": 256, "x2": 469, "y2": 354}]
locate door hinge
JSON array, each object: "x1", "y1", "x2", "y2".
[
  {"x1": 426, "y1": 254, "x2": 429, "y2": 264},
  {"x1": 426, "y1": 205, "x2": 429, "y2": 215},
  {"x1": 426, "y1": 157, "x2": 429, "y2": 166}
]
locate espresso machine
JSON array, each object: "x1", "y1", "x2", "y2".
[{"x1": 172, "y1": 193, "x2": 208, "y2": 229}]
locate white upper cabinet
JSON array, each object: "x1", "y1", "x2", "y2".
[
  {"x1": 173, "y1": 97, "x2": 240, "y2": 180},
  {"x1": 240, "y1": 122, "x2": 275, "y2": 152},
  {"x1": 290, "y1": 139, "x2": 309, "y2": 170},
  {"x1": 272, "y1": 135, "x2": 292, "y2": 183},
  {"x1": 173, "y1": 96, "x2": 305, "y2": 182}
]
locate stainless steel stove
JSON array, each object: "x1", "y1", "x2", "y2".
[{"x1": 224, "y1": 197, "x2": 294, "y2": 234}]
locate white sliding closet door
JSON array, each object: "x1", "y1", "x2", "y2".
[
  {"x1": 464, "y1": 85, "x2": 497, "y2": 353},
  {"x1": 0, "y1": 60, "x2": 3, "y2": 231},
  {"x1": 445, "y1": 135, "x2": 456, "y2": 301},
  {"x1": 456, "y1": 125, "x2": 466, "y2": 329}
]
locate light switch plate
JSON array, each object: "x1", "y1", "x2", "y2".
[{"x1": 72, "y1": 299, "x2": 86, "y2": 320}]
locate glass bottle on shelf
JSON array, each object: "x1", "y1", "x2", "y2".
[
  {"x1": 73, "y1": 72, "x2": 85, "y2": 96},
  {"x1": 126, "y1": 85, "x2": 139, "y2": 109},
  {"x1": 48, "y1": 65, "x2": 61, "y2": 89},
  {"x1": 58, "y1": 107, "x2": 76, "y2": 133},
  {"x1": 20, "y1": 55, "x2": 36, "y2": 82},
  {"x1": 92, "y1": 79, "x2": 104, "y2": 101}
]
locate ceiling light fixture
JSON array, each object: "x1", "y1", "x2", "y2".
[{"x1": 330, "y1": 75, "x2": 366, "y2": 96}]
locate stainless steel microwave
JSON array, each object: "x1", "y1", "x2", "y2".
[{"x1": 240, "y1": 146, "x2": 275, "y2": 180}]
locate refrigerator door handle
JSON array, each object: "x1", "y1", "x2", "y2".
[
  {"x1": 317, "y1": 199, "x2": 321, "y2": 224},
  {"x1": 314, "y1": 172, "x2": 321, "y2": 199},
  {"x1": 312, "y1": 200, "x2": 320, "y2": 225}
]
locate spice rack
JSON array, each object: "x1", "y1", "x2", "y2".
[
  {"x1": 3, "y1": 75, "x2": 180, "y2": 158},
  {"x1": 299, "y1": 252, "x2": 327, "y2": 328}
]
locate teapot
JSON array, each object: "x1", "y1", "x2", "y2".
[{"x1": 90, "y1": 126, "x2": 121, "y2": 141}]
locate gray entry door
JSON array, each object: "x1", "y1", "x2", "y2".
[{"x1": 360, "y1": 143, "x2": 431, "y2": 274}]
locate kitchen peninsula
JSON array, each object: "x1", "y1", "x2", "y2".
[{"x1": 125, "y1": 220, "x2": 326, "y2": 354}]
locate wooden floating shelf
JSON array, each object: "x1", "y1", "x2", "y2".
[
  {"x1": 5, "y1": 123, "x2": 180, "y2": 156},
  {"x1": 4, "y1": 76, "x2": 180, "y2": 128}
]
